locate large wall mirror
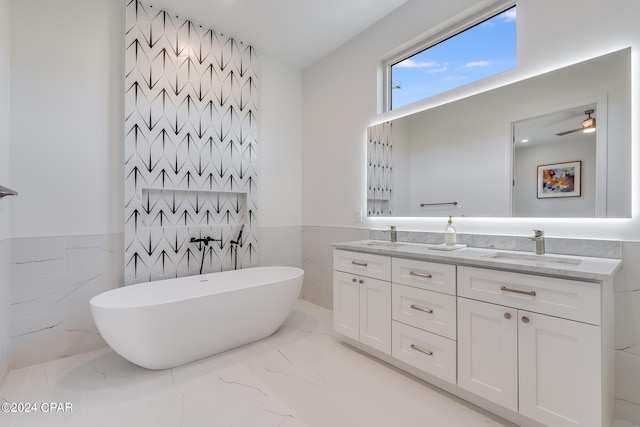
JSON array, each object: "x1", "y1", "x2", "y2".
[{"x1": 367, "y1": 48, "x2": 631, "y2": 218}]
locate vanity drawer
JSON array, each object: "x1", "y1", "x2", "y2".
[
  {"x1": 392, "y1": 321, "x2": 456, "y2": 384},
  {"x1": 334, "y1": 250, "x2": 391, "y2": 281},
  {"x1": 458, "y1": 266, "x2": 601, "y2": 325},
  {"x1": 392, "y1": 258, "x2": 456, "y2": 295},
  {"x1": 392, "y1": 284, "x2": 456, "y2": 339}
]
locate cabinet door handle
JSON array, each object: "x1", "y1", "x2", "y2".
[
  {"x1": 359, "y1": 279, "x2": 364, "y2": 284},
  {"x1": 409, "y1": 271, "x2": 432, "y2": 279},
  {"x1": 521, "y1": 316, "x2": 530, "y2": 324},
  {"x1": 500, "y1": 286, "x2": 536, "y2": 296},
  {"x1": 351, "y1": 261, "x2": 368, "y2": 267},
  {"x1": 504, "y1": 312, "x2": 512, "y2": 319},
  {"x1": 410, "y1": 344, "x2": 433, "y2": 356},
  {"x1": 410, "y1": 304, "x2": 433, "y2": 314},
  {"x1": 352, "y1": 278, "x2": 357, "y2": 283}
]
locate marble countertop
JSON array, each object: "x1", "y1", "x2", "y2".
[{"x1": 333, "y1": 240, "x2": 621, "y2": 281}]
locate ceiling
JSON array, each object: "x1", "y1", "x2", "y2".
[
  {"x1": 144, "y1": 0, "x2": 409, "y2": 69},
  {"x1": 514, "y1": 105, "x2": 597, "y2": 148}
]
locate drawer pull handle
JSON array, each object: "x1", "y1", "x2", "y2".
[
  {"x1": 409, "y1": 271, "x2": 432, "y2": 279},
  {"x1": 500, "y1": 286, "x2": 536, "y2": 296},
  {"x1": 410, "y1": 344, "x2": 433, "y2": 356},
  {"x1": 410, "y1": 304, "x2": 433, "y2": 314},
  {"x1": 352, "y1": 261, "x2": 368, "y2": 267}
]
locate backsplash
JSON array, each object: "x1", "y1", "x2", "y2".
[
  {"x1": 124, "y1": 0, "x2": 258, "y2": 284},
  {"x1": 369, "y1": 229, "x2": 622, "y2": 259}
]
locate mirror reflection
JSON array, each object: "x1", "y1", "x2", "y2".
[
  {"x1": 513, "y1": 105, "x2": 599, "y2": 217},
  {"x1": 367, "y1": 48, "x2": 630, "y2": 218}
]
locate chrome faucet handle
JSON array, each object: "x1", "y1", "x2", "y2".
[
  {"x1": 388, "y1": 225, "x2": 397, "y2": 243},
  {"x1": 530, "y1": 230, "x2": 545, "y2": 254}
]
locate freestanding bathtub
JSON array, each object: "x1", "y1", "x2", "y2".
[{"x1": 90, "y1": 266, "x2": 303, "y2": 370}]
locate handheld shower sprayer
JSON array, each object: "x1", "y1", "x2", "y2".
[
  {"x1": 230, "y1": 224, "x2": 244, "y2": 247},
  {"x1": 230, "y1": 224, "x2": 245, "y2": 270}
]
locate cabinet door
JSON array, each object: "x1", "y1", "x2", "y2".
[
  {"x1": 333, "y1": 271, "x2": 360, "y2": 341},
  {"x1": 360, "y1": 276, "x2": 391, "y2": 354},
  {"x1": 518, "y1": 311, "x2": 601, "y2": 426},
  {"x1": 457, "y1": 298, "x2": 518, "y2": 412}
]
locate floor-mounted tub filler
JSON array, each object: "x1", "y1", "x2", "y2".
[{"x1": 90, "y1": 266, "x2": 304, "y2": 369}]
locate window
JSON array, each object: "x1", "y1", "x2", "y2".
[{"x1": 388, "y1": 5, "x2": 516, "y2": 111}]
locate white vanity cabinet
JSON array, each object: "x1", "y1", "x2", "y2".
[
  {"x1": 332, "y1": 243, "x2": 616, "y2": 427},
  {"x1": 333, "y1": 250, "x2": 392, "y2": 354},
  {"x1": 458, "y1": 266, "x2": 605, "y2": 426}
]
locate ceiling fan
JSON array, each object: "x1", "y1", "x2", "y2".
[{"x1": 555, "y1": 109, "x2": 596, "y2": 136}]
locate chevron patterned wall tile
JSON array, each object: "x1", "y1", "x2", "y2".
[
  {"x1": 124, "y1": 0, "x2": 258, "y2": 284},
  {"x1": 367, "y1": 122, "x2": 393, "y2": 216}
]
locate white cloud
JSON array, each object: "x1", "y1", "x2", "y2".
[
  {"x1": 426, "y1": 66, "x2": 448, "y2": 73},
  {"x1": 443, "y1": 75, "x2": 469, "y2": 82},
  {"x1": 464, "y1": 61, "x2": 490, "y2": 68},
  {"x1": 395, "y1": 58, "x2": 437, "y2": 68},
  {"x1": 501, "y1": 9, "x2": 516, "y2": 21}
]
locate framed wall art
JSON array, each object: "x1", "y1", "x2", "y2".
[{"x1": 537, "y1": 161, "x2": 581, "y2": 198}]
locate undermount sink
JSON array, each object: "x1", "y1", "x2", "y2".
[
  {"x1": 364, "y1": 241, "x2": 406, "y2": 248},
  {"x1": 484, "y1": 251, "x2": 583, "y2": 265}
]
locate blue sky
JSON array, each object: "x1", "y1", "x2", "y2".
[{"x1": 391, "y1": 7, "x2": 516, "y2": 109}]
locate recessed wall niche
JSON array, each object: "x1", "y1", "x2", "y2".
[{"x1": 124, "y1": 0, "x2": 258, "y2": 284}]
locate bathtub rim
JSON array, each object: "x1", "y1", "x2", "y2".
[{"x1": 90, "y1": 265, "x2": 304, "y2": 309}]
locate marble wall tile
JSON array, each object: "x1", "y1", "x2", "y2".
[
  {"x1": 10, "y1": 236, "x2": 66, "y2": 280},
  {"x1": 301, "y1": 226, "x2": 368, "y2": 309},
  {"x1": 616, "y1": 350, "x2": 640, "y2": 423},
  {"x1": 8, "y1": 233, "x2": 123, "y2": 369},
  {"x1": 614, "y1": 241, "x2": 640, "y2": 425},
  {"x1": 258, "y1": 226, "x2": 302, "y2": 268},
  {"x1": 11, "y1": 312, "x2": 65, "y2": 368},
  {"x1": 65, "y1": 234, "x2": 122, "y2": 274},
  {"x1": 0, "y1": 238, "x2": 9, "y2": 383}
]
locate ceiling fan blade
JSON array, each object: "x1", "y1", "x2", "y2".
[{"x1": 555, "y1": 127, "x2": 583, "y2": 136}]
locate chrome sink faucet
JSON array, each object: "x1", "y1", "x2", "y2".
[
  {"x1": 389, "y1": 225, "x2": 397, "y2": 243},
  {"x1": 530, "y1": 230, "x2": 545, "y2": 255}
]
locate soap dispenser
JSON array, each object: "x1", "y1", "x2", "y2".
[{"x1": 444, "y1": 216, "x2": 456, "y2": 246}]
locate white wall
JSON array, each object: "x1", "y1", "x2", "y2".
[
  {"x1": 0, "y1": 0, "x2": 10, "y2": 241},
  {"x1": 256, "y1": 55, "x2": 304, "y2": 268},
  {"x1": 258, "y1": 55, "x2": 303, "y2": 228},
  {"x1": 9, "y1": 0, "x2": 124, "y2": 238},
  {"x1": 0, "y1": 0, "x2": 10, "y2": 385},
  {"x1": 514, "y1": 138, "x2": 597, "y2": 217},
  {"x1": 302, "y1": 0, "x2": 640, "y2": 240},
  {"x1": 8, "y1": 0, "x2": 303, "y2": 237}
]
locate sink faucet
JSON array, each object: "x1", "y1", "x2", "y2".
[
  {"x1": 389, "y1": 225, "x2": 397, "y2": 243},
  {"x1": 530, "y1": 230, "x2": 545, "y2": 255}
]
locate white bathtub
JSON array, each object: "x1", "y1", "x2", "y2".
[{"x1": 90, "y1": 266, "x2": 303, "y2": 370}]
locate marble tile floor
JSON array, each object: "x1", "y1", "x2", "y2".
[{"x1": 0, "y1": 300, "x2": 636, "y2": 427}]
